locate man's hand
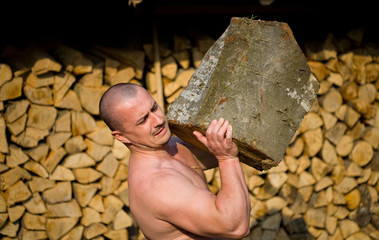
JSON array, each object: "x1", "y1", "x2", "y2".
[{"x1": 193, "y1": 118, "x2": 238, "y2": 162}]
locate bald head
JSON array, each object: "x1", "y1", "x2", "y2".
[{"x1": 99, "y1": 83, "x2": 145, "y2": 131}]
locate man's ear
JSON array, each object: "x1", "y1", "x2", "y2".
[{"x1": 112, "y1": 130, "x2": 131, "y2": 144}]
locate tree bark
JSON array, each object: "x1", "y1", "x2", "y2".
[{"x1": 167, "y1": 17, "x2": 319, "y2": 170}]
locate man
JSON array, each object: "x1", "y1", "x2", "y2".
[{"x1": 99, "y1": 83, "x2": 251, "y2": 240}]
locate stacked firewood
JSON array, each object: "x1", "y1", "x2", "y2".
[{"x1": 0, "y1": 27, "x2": 378, "y2": 240}]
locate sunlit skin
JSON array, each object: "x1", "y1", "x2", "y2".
[{"x1": 109, "y1": 86, "x2": 250, "y2": 240}]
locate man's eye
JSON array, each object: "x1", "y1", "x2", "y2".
[
  {"x1": 138, "y1": 117, "x2": 147, "y2": 125},
  {"x1": 152, "y1": 104, "x2": 157, "y2": 111}
]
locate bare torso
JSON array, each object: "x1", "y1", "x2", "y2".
[{"x1": 127, "y1": 137, "x2": 224, "y2": 240}]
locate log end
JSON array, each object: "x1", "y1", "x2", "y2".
[{"x1": 168, "y1": 121, "x2": 277, "y2": 171}]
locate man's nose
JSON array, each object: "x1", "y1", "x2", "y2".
[{"x1": 151, "y1": 112, "x2": 163, "y2": 126}]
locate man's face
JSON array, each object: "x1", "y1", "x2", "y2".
[{"x1": 114, "y1": 88, "x2": 171, "y2": 149}]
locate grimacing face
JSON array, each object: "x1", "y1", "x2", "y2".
[{"x1": 112, "y1": 88, "x2": 171, "y2": 150}]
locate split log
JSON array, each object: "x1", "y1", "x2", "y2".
[
  {"x1": 320, "y1": 88, "x2": 342, "y2": 113},
  {"x1": 0, "y1": 63, "x2": 12, "y2": 87},
  {"x1": 167, "y1": 17, "x2": 319, "y2": 170},
  {"x1": 91, "y1": 45, "x2": 145, "y2": 79},
  {"x1": 54, "y1": 45, "x2": 93, "y2": 75},
  {"x1": 0, "y1": 77, "x2": 23, "y2": 102}
]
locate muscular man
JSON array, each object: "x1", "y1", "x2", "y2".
[{"x1": 99, "y1": 83, "x2": 251, "y2": 240}]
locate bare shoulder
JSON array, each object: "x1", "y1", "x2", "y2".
[{"x1": 129, "y1": 162, "x2": 189, "y2": 193}]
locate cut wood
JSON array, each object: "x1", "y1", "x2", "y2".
[
  {"x1": 83, "y1": 222, "x2": 108, "y2": 239},
  {"x1": 96, "y1": 153, "x2": 119, "y2": 178},
  {"x1": 28, "y1": 177, "x2": 55, "y2": 193},
  {"x1": 22, "y1": 212, "x2": 46, "y2": 230},
  {"x1": 320, "y1": 88, "x2": 342, "y2": 113},
  {"x1": 8, "y1": 205, "x2": 25, "y2": 222},
  {"x1": 6, "y1": 114, "x2": 27, "y2": 136},
  {"x1": 86, "y1": 122, "x2": 113, "y2": 146},
  {"x1": 71, "y1": 111, "x2": 97, "y2": 136},
  {"x1": 341, "y1": 81, "x2": 358, "y2": 101},
  {"x1": 55, "y1": 111, "x2": 71, "y2": 132},
  {"x1": 27, "y1": 104, "x2": 57, "y2": 131},
  {"x1": 5, "y1": 180, "x2": 32, "y2": 206},
  {"x1": 0, "y1": 116, "x2": 9, "y2": 154},
  {"x1": 46, "y1": 132, "x2": 72, "y2": 151},
  {"x1": 319, "y1": 108, "x2": 337, "y2": 130},
  {"x1": 77, "y1": 84, "x2": 108, "y2": 115},
  {"x1": 334, "y1": 105, "x2": 361, "y2": 128},
  {"x1": 161, "y1": 55, "x2": 178, "y2": 80},
  {"x1": 81, "y1": 207, "x2": 102, "y2": 226},
  {"x1": 25, "y1": 45, "x2": 62, "y2": 75},
  {"x1": 0, "y1": 63, "x2": 12, "y2": 87},
  {"x1": 23, "y1": 193, "x2": 47, "y2": 214},
  {"x1": 73, "y1": 168, "x2": 103, "y2": 184},
  {"x1": 1, "y1": 167, "x2": 32, "y2": 190},
  {"x1": 85, "y1": 138, "x2": 111, "y2": 162},
  {"x1": 60, "y1": 225, "x2": 84, "y2": 240},
  {"x1": 46, "y1": 217, "x2": 79, "y2": 240},
  {"x1": 23, "y1": 160, "x2": 49, "y2": 178},
  {"x1": 325, "y1": 122, "x2": 347, "y2": 145},
  {"x1": 64, "y1": 135, "x2": 87, "y2": 154},
  {"x1": 327, "y1": 72, "x2": 344, "y2": 87},
  {"x1": 91, "y1": 45, "x2": 145, "y2": 79},
  {"x1": 53, "y1": 71, "x2": 76, "y2": 104},
  {"x1": 0, "y1": 77, "x2": 23, "y2": 101},
  {"x1": 167, "y1": 17, "x2": 319, "y2": 170},
  {"x1": 40, "y1": 147, "x2": 67, "y2": 174},
  {"x1": 72, "y1": 183, "x2": 100, "y2": 207},
  {"x1": 336, "y1": 135, "x2": 354, "y2": 157},
  {"x1": 26, "y1": 143, "x2": 49, "y2": 162},
  {"x1": 173, "y1": 50, "x2": 191, "y2": 69},
  {"x1": 0, "y1": 21, "x2": 378, "y2": 240},
  {"x1": 303, "y1": 128, "x2": 323, "y2": 157},
  {"x1": 308, "y1": 60, "x2": 330, "y2": 82},
  {"x1": 25, "y1": 72, "x2": 54, "y2": 88},
  {"x1": 358, "y1": 83, "x2": 376, "y2": 104},
  {"x1": 105, "y1": 65, "x2": 135, "y2": 86},
  {"x1": 113, "y1": 210, "x2": 133, "y2": 230},
  {"x1": 79, "y1": 61, "x2": 104, "y2": 87},
  {"x1": 24, "y1": 84, "x2": 54, "y2": 105},
  {"x1": 42, "y1": 181, "x2": 72, "y2": 204},
  {"x1": 7, "y1": 144, "x2": 29, "y2": 168},
  {"x1": 102, "y1": 195, "x2": 124, "y2": 224},
  {"x1": 54, "y1": 45, "x2": 93, "y2": 75},
  {"x1": 49, "y1": 165, "x2": 75, "y2": 181},
  {"x1": 46, "y1": 199, "x2": 82, "y2": 217},
  {"x1": 62, "y1": 152, "x2": 96, "y2": 169},
  {"x1": 350, "y1": 140, "x2": 374, "y2": 166},
  {"x1": 54, "y1": 90, "x2": 83, "y2": 110}
]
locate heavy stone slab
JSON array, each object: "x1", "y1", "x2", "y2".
[{"x1": 166, "y1": 17, "x2": 319, "y2": 170}]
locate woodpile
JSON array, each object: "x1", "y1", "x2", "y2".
[{"x1": 0, "y1": 26, "x2": 378, "y2": 240}]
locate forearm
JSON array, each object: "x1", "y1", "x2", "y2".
[{"x1": 215, "y1": 157, "x2": 250, "y2": 231}]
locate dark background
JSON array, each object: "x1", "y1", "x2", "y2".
[{"x1": 1, "y1": 0, "x2": 378, "y2": 50}]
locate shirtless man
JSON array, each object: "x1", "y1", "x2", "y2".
[{"x1": 99, "y1": 83, "x2": 251, "y2": 240}]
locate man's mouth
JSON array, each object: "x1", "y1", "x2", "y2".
[{"x1": 154, "y1": 123, "x2": 166, "y2": 136}]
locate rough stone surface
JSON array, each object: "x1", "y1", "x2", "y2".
[{"x1": 167, "y1": 17, "x2": 319, "y2": 170}]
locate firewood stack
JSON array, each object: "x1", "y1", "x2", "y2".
[{"x1": 0, "y1": 27, "x2": 378, "y2": 240}]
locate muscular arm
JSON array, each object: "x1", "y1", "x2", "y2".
[{"x1": 151, "y1": 118, "x2": 251, "y2": 239}]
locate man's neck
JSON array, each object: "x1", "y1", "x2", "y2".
[{"x1": 129, "y1": 143, "x2": 172, "y2": 159}]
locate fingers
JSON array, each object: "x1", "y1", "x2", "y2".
[
  {"x1": 206, "y1": 118, "x2": 233, "y2": 142},
  {"x1": 193, "y1": 130, "x2": 207, "y2": 146},
  {"x1": 196, "y1": 118, "x2": 233, "y2": 146},
  {"x1": 218, "y1": 119, "x2": 229, "y2": 142},
  {"x1": 225, "y1": 125, "x2": 233, "y2": 144}
]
